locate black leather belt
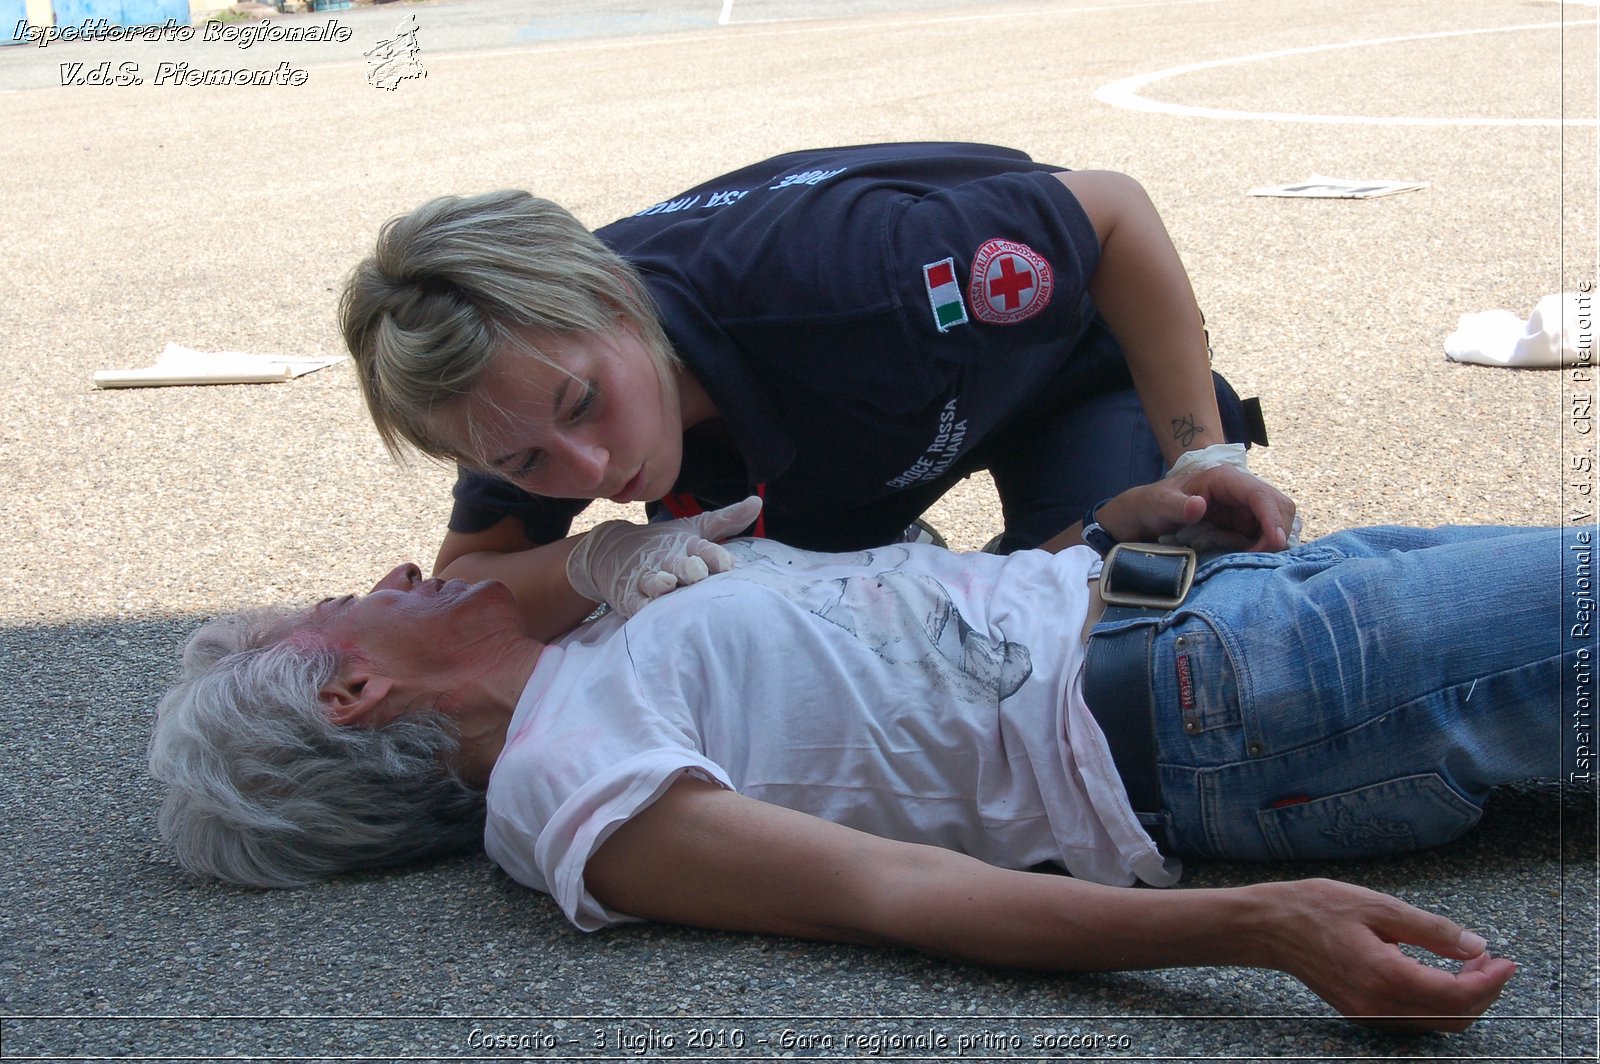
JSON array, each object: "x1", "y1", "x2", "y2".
[{"x1": 1081, "y1": 544, "x2": 1198, "y2": 855}]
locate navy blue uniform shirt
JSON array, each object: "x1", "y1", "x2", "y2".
[{"x1": 450, "y1": 142, "x2": 1251, "y2": 552}]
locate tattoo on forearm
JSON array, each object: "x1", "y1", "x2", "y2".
[{"x1": 1171, "y1": 414, "x2": 1203, "y2": 448}]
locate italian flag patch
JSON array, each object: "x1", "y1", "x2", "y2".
[{"x1": 922, "y1": 257, "x2": 968, "y2": 333}]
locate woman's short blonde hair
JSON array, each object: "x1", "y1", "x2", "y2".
[{"x1": 339, "y1": 190, "x2": 677, "y2": 465}]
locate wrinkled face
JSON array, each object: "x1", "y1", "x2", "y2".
[
  {"x1": 434, "y1": 323, "x2": 684, "y2": 503},
  {"x1": 306, "y1": 563, "x2": 523, "y2": 682}
]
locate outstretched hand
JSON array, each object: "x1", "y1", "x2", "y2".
[
  {"x1": 566, "y1": 496, "x2": 763, "y2": 618},
  {"x1": 1096, "y1": 463, "x2": 1297, "y2": 553},
  {"x1": 1258, "y1": 879, "x2": 1516, "y2": 1032}
]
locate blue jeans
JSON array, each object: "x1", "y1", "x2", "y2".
[{"x1": 1091, "y1": 526, "x2": 1593, "y2": 862}]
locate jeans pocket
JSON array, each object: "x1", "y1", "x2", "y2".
[
  {"x1": 1255, "y1": 774, "x2": 1483, "y2": 860},
  {"x1": 1166, "y1": 612, "x2": 1241, "y2": 737}
]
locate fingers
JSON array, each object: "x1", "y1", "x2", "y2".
[
  {"x1": 1171, "y1": 465, "x2": 1295, "y2": 552},
  {"x1": 669, "y1": 553, "x2": 711, "y2": 585},
  {"x1": 636, "y1": 570, "x2": 679, "y2": 600},
  {"x1": 1173, "y1": 488, "x2": 1210, "y2": 529},
  {"x1": 1273, "y1": 881, "x2": 1518, "y2": 1033},
  {"x1": 1351, "y1": 948, "x2": 1516, "y2": 1033},
  {"x1": 1165, "y1": 521, "x2": 1254, "y2": 553},
  {"x1": 690, "y1": 495, "x2": 764, "y2": 541},
  {"x1": 1370, "y1": 906, "x2": 1517, "y2": 1022},
  {"x1": 687, "y1": 538, "x2": 736, "y2": 576},
  {"x1": 572, "y1": 503, "x2": 758, "y2": 616},
  {"x1": 1234, "y1": 473, "x2": 1294, "y2": 551},
  {"x1": 641, "y1": 540, "x2": 732, "y2": 608},
  {"x1": 1371, "y1": 897, "x2": 1487, "y2": 960},
  {"x1": 1096, "y1": 481, "x2": 1204, "y2": 543},
  {"x1": 1243, "y1": 483, "x2": 1296, "y2": 552},
  {"x1": 1321, "y1": 890, "x2": 1515, "y2": 1032}
]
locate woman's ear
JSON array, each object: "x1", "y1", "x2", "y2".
[{"x1": 319, "y1": 668, "x2": 398, "y2": 727}]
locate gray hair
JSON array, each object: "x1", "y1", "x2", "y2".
[
  {"x1": 339, "y1": 189, "x2": 677, "y2": 466},
  {"x1": 147, "y1": 607, "x2": 486, "y2": 888}
]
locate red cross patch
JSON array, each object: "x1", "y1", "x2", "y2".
[{"x1": 968, "y1": 238, "x2": 1053, "y2": 325}]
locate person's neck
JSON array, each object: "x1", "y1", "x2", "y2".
[
  {"x1": 445, "y1": 640, "x2": 545, "y2": 786},
  {"x1": 676, "y1": 365, "x2": 719, "y2": 430}
]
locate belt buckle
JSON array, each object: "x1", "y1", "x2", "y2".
[{"x1": 1099, "y1": 542, "x2": 1197, "y2": 609}]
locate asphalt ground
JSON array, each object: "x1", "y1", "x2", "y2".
[{"x1": 0, "y1": 0, "x2": 1596, "y2": 1059}]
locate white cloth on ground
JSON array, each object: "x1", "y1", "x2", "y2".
[{"x1": 1445, "y1": 292, "x2": 1590, "y2": 368}]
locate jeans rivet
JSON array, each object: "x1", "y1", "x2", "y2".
[
  {"x1": 1247, "y1": 741, "x2": 1264, "y2": 756},
  {"x1": 1183, "y1": 719, "x2": 1200, "y2": 734}
]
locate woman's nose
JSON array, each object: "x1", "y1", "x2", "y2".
[
  {"x1": 372, "y1": 562, "x2": 422, "y2": 593},
  {"x1": 554, "y1": 437, "x2": 609, "y2": 495}
]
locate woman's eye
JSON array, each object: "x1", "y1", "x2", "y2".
[
  {"x1": 511, "y1": 451, "x2": 544, "y2": 477},
  {"x1": 568, "y1": 384, "x2": 598, "y2": 423}
]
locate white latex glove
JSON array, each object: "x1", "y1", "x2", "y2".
[
  {"x1": 1164, "y1": 442, "x2": 1250, "y2": 480},
  {"x1": 566, "y1": 496, "x2": 763, "y2": 618}
]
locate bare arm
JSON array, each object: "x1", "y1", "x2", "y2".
[
  {"x1": 1055, "y1": 170, "x2": 1225, "y2": 463},
  {"x1": 586, "y1": 779, "x2": 1515, "y2": 1031},
  {"x1": 434, "y1": 519, "x2": 599, "y2": 643}
]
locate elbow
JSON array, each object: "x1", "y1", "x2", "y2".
[{"x1": 1054, "y1": 170, "x2": 1152, "y2": 246}]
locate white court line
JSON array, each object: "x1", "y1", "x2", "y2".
[
  {"x1": 403, "y1": 0, "x2": 1235, "y2": 69},
  {"x1": 718, "y1": 0, "x2": 735, "y2": 27},
  {"x1": 1095, "y1": 20, "x2": 1600, "y2": 127},
  {"x1": 711, "y1": 0, "x2": 1230, "y2": 31}
]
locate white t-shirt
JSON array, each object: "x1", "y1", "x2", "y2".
[{"x1": 484, "y1": 540, "x2": 1175, "y2": 931}]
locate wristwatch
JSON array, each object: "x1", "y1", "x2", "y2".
[{"x1": 1081, "y1": 497, "x2": 1118, "y2": 557}]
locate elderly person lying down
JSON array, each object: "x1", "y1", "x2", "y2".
[{"x1": 149, "y1": 461, "x2": 1581, "y2": 1032}]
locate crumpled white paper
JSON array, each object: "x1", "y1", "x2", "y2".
[
  {"x1": 1445, "y1": 293, "x2": 1590, "y2": 368},
  {"x1": 93, "y1": 343, "x2": 347, "y2": 388},
  {"x1": 1248, "y1": 175, "x2": 1428, "y2": 199}
]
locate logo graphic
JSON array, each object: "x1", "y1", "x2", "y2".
[
  {"x1": 968, "y1": 239, "x2": 1053, "y2": 325},
  {"x1": 365, "y1": 13, "x2": 425, "y2": 91},
  {"x1": 921, "y1": 257, "x2": 968, "y2": 333}
]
